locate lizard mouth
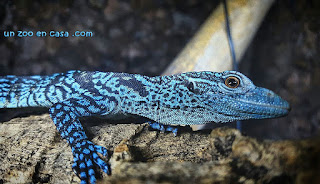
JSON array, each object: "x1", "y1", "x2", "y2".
[
  {"x1": 235, "y1": 98, "x2": 291, "y2": 117},
  {"x1": 228, "y1": 86, "x2": 291, "y2": 118}
]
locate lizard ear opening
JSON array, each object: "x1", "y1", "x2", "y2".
[
  {"x1": 187, "y1": 81, "x2": 195, "y2": 92},
  {"x1": 186, "y1": 81, "x2": 201, "y2": 94},
  {"x1": 225, "y1": 76, "x2": 240, "y2": 88}
]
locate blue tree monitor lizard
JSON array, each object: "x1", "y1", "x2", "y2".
[{"x1": 0, "y1": 70, "x2": 290, "y2": 184}]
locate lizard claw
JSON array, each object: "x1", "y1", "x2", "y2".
[{"x1": 71, "y1": 140, "x2": 111, "y2": 184}]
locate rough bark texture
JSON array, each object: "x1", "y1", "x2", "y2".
[{"x1": 1, "y1": 114, "x2": 319, "y2": 183}]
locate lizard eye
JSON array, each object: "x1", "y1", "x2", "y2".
[{"x1": 225, "y1": 76, "x2": 240, "y2": 88}]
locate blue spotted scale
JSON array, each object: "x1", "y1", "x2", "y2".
[{"x1": 0, "y1": 70, "x2": 290, "y2": 184}]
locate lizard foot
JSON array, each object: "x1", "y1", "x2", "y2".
[
  {"x1": 71, "y1": 140, "x2": 110, "y2": 184},
  {"x1": 148, "y1": 122, "x2": 178, "y2": 136}
]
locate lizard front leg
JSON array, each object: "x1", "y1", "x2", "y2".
[{"x1": 49, "y1": 97, "x2": 112, "y2": 184}]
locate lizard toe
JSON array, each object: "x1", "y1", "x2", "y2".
[
  {"x1": 93, "y1": 152, "x2": 111, "y2": 175},
  {"x1": 148, "y1": 122, "x2": 179, "y2": 136},
  {"x1": 165, "y1": 126, "x2": 178, "y2": 136},
  {"x1": 94, "y1": 145, "x2": 109, "y2": 158}
]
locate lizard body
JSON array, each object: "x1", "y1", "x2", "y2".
[{"x1": 0, "y1": 70, "x2": 290, "y2": 184}]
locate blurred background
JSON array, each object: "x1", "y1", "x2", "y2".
[{"x1": 0, "y1": 0, "x2": 319, "y2": 140}]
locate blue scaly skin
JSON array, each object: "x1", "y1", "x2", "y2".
[{"x1": 0, "y1": 70, "x2": 290, "y2": 183}]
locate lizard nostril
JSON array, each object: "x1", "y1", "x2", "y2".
[{"x1": 266, "y1": 91, "x2": 274, "y2": 97}]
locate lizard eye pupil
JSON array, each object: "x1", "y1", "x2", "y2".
[
  {"x1": 225, "y1": 76, "x2": 240, "y2": 88},
  {"x1": 187, "y1": 81, "x2": 195, "y2": 92}
]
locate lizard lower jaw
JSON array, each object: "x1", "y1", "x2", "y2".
[
  {"x1": 233, "y1": 98, "x2": 291, "y2": 118},
  {"x1": 251, "y1": 103, "x2": 290, "y2": 118}
]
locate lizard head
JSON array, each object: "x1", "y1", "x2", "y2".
[{"x1": 158, "y1": 71, "x2": 290, "y2": 124}]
